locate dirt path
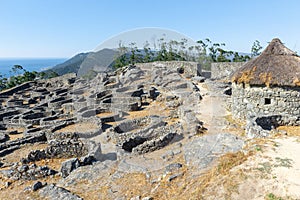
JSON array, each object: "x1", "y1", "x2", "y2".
[{"x1": 197, "y1": 81, "x2": 230, "y2": 135}]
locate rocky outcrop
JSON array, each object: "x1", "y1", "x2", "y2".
[
  {"x1": 39, "y1": 184, "x2": 83, "y2": 200},
  {"x1": 184, "y1": 133, "x2": 244, "y2": 169}
]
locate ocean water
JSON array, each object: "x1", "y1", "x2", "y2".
[{"x1": 0, "y1": 58, "x2": 66, "y2": 76}]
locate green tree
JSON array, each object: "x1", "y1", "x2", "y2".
[
  {"x1": 129, "y1": 42, "x2": 142, "y2": 65},
  {"x1": 178, "y1": 38, "x2": 188, "y2": 61},
  {"x1": 196, "y1": 39, "x2": 213, "y2": 70},
  {"x1": 143, "y1": 41, "x2": 154, "y2": 63},
  {"x1": 251, "y1": 40, "x2": 263, "y2": 57},
  {"x1": 113, "y1": 41, "x2": 129, "y2": 69},
  {"x1": 216, "y1": 48, "x2": 232, "y2": 62},
  {"x1": 0, "y1": 73, "x2": 7, "y2": 90},
  {"x1": 11, "y1": 65, "x2": 25, "y2": 76},
  {"x1": 46, "y1": 70, "x2": 59, "y2": 79},
  {"x1": 38, "y1": 71, "x2": 47, "y2": 79},
  {"x1": 23, "y1": 71, "x2": 37, "y2": 81},
  {"x1": 233, "y1": 52, "x2": 251, "y2": 62},
  {"x1": 155, "y1": 37, "x2": 168, "y2": 61}
]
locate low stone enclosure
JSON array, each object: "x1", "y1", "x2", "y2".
[
  {"x1": 230, "y1": 38, "x2": 300, "y2": 137},
  {"x1": 110, "y1": 115, "x2": 178, "y2": 154}
]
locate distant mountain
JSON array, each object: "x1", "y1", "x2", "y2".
[
  {"x1": 77, "y1": 48, "x2": 118, "y2": 76},
  {"x1": 44, "y1": 52, "x2": 89, "y2": 75},
  {"x1": 45, "y1": 48, "x2": 118, "y2": 77}
]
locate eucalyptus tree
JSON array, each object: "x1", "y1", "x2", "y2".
[{"x1": 251, "y1": 40, "x2": 263, "y2": 57}]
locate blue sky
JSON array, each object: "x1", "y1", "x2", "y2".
[{"x1": 1, "y1": 0, "x2": 300, "y2": 58}]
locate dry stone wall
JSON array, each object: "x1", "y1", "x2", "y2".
[
  {"x1": 232, "y1": 83, "x2": 300, "y2": 120},
  {"x1": 211, "y1": 62, "x2": 244, "y2": 80},
  {"x1": 136, "y1": 61, "x2": 201, "y2": 78},
  {"x1": 232, "y1": 82, "x2": 300, "y2": 137}
]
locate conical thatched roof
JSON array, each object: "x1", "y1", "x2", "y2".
[{"x1": 231, "y1": 38, "x2": 300, "y2": 87}]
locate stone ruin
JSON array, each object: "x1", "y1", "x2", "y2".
[{"x1": 0, "y1": 61, "x2": 205, "y2": 182}]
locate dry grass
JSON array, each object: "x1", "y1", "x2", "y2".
[
  {"x1": 276, "y1": 126, "x2": 300, "y2": 136},
  {"x1": 7, "y1": 127, "x2": 25, "y2": 133},
  {"x1": 70, "y1": 181, "x2": 113, "y2": 200},
  {"x1": 0, "y1": 172, "x2": 62, "y2": 200},
  {"x1": 0, "y1": 151, "x2": 62, "y2": 200},
  {"x1": 55, "y1": 122, "x2": 100, "y2": 133},
  {"x1": 82, "y1": 91, "x2": 90, "y2": 97},
  {"x1": 225, "y1": 114, "x2": 245, "y2": 127},
  {"x1": 6, "y1": 127, "x2": 25, "y2": 141},
  {"x1": 91, "y1": 150, "x2": 253, "y2": 200},
  {"x1": 126, "y1": 110, "x2": 151, "y2": 120},
  {"x1": 125, "y1": 100, "x2": 170, "y2": 120},
  {"x1": 105, "y1": 121, "x2": 118, "y2": 127},
  {"x1": 189, "y1": 151, "x2": 252, "y2": 199},
  {"x1": 34, "y1": 158, "x2": 70, "y2": 171},
  {"x1": 224, "y1": 114, "x2": 246, "y2": 136},
  {"x1": 166, "y1": 118, "x2": 180, "y2": 126},
  {"x1": 9, "y1": 133, "x2": 24, "y2": 141},
  {"x1": 115, "y1": 173, "x2": 152, "y2": 198},
  {"x1": 2, "y1": 143, "x2": 48, "y2": 164},
  {"x1": 142, "y1": 151, "x2": 252, "y2": 200},
  {"x1": 96, "y1": 112, "x2": 113, "y2": 118},
  {"x1": 0, "y1": 134, "x2": 264, "y2": 200}
]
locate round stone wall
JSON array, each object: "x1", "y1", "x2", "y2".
[{"x1": 232, "y1": 83, "x2": 300, "y2": 120}]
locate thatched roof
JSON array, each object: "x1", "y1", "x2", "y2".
[{"x1": 231, "y1": 38, "x2": 300, "y2": 87}]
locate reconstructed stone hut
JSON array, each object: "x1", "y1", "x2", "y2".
[{"x1": 231, "y1": 38, "x2": 300, "y2": 121}]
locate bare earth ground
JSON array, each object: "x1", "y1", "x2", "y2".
[
  {"x1": 197, "y1": 82, "x2": 229, "y2": 135},
  {"x1": 233, "y1": 136, "x2": 300, "y2": 199}
]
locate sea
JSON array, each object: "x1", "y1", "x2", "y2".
[{"x1": 0, "y1": 58, "x2": 67, "y2": 77}]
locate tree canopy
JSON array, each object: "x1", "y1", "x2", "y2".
[{"x1": 112, "y1": 37, "x2": 260, "y2": 70}]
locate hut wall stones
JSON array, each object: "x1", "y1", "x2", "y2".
[
  {"x1": 211, "y1": 62, "x2": 245, "y2": 80},
  {"x1": 232, "y1": 83, "x2": 300, "y2": 120}
]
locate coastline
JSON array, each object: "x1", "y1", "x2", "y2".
[{"x1": 0, "y1": 58, "x2": 67, "y2": 76}]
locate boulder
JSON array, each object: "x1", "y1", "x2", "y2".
[
  {"x1": 192, "y1": 76, "x2": 206, "y2": 83},
  {"x1": 39, "y1": 184, "x2": 83, "y2": 200},
  {"x1": 32, "y1": 181, "x2": 44, "y2": 191},
  {"x1": 60, "y1": 158, "x2": 81, "y2": 178},
  {"x1": 85, "y1": 140, "x2": 102, "y2": 161}
]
